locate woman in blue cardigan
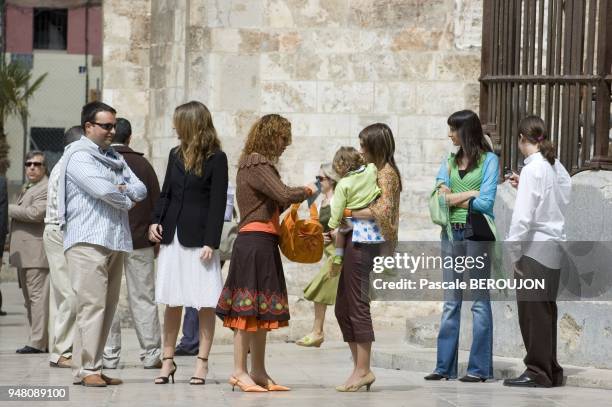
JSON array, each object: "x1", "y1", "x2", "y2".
[{"x1": 425, "y1": 110, "x2": 499, "y2": 383}]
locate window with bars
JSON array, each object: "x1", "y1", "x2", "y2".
[
  {"x1": 479, "y1": 0, "x2": 612, "y2": 174},
  {"x1": 33, "y1": 8, "x2": 68, "y2": 50}
]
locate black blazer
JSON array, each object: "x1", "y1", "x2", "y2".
[{"x1": 152, "y1": 148, "x2": 228, "y2": 248}]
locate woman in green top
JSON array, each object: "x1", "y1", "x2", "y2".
[
  {"x1": 296, "y1": 163, "x2": 340, "y2": 348},
  {"x1": 425, "y1": 110, "x2": 499, "y2": 383}
]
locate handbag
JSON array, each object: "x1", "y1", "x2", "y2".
[
  {"x1": 279, "y1": 202, "x2": 324, "y2": 263},
  {"x1": 428, "y1": 186, "x2": 449, "y2": 227},
  {"x1": 218, "y1": 207, "x2": 238, "y2": 262},
  {"x1": 464, "y1": 198, "x2": 495, "y2": 241}
]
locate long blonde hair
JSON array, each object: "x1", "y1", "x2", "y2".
[{"x1": 174, "y1": 101, "x2": 221, "y2": 176}]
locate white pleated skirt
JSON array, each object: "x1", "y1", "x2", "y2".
[{"x1": 155, "y1": 231, "x2": 223, "y2": 309}]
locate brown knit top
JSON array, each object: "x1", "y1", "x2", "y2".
[{"x1": 236, "y1": 152, "x2": 310, "y2": 229}]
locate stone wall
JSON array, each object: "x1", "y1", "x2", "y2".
[
  {"x1": 102, "y1": 0, "x2": 152, "y2": 155},
  {"x1": 104, "y1": 0, "x2": 484, "y2": 237}
]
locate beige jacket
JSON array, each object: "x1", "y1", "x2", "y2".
[{"x1": 9, "y1": 176, "x2": 49, "y2": 269}]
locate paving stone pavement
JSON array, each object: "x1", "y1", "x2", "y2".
[{"x1": 1, "y1": 282, "x2": 611, "y2": 407}]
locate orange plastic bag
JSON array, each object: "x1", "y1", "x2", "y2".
[{"x1": 279, "y1": 203, "x2": 324, "y2": 263}]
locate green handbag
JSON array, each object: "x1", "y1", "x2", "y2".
[
  {"x1": 429, "y1": 185, "x2": 449, "y2": 227},
  {"x1": 429, "y1": 186, "x2": 453, "y2": 241}
]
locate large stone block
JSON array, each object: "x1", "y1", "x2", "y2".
[
  {"x1": 349, "y1": 0, "x2": 419, "y2": 29},
  {"x1": 210, "y1": 54, "x2": 260, "y2": 111},
  {"x1": 207, "y1": 0, "x2": 264, "y2": 28},
  {"x1": 454, "y1": 0, "x2": 483, "y2": 50},
  {"x1": 349, "y1": 52, "x2": 436, "y2": 81},
  {"x1": 187, "y1": 26, "x2": 211, "y2": 52},
  {"x1": 295, "y1": 52, "x2": 350, "y2": 81},
  {"x1": 104, "y1": 66, "x2": 148, "y2": 90},
  {"x1": 317, "y1": 81, "x2": 374, "y2": 113},
  {"x1": 349, "y1": 114, "x2": 399, "y2": 140},
  {"x1": 282, "y1": 113, "x2": 351, "y2": 139},
  {"x1": 391, "y1": 27, "x2": 453, "y2": 52},
  {"x1": 415, "y1": 82, "x2": 467, "y2": 116},
  {"x1": 260, "y1": 53, "x2": 297, "y2": 80},
  {"x1": 374, "y1": 82, "x2": 417, "y2": 114},
  {"x1": 435, "y1": 52, "x2": 481, "y2": 81},
  {"x1": 398, "y1": 115, "x2": 450, "y2": 140},
  {"x1": 265, "y1": 0, "x2": 349, "y2": 28},
  {"x1": 261, "y1": 80, "x2": 317, "y2": 113}
]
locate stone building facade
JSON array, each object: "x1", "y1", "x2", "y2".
[{"x1": 103, "y1": 0, "x2": 484, "y2": 237}]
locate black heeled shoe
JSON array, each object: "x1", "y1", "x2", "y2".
[
  {"x1": 459, "y1": 375, "x2": 487, "y2": 383},
  {"x1": 154, "y1": 357, "x2": 177, "y2": 384},
  {"x1": 189, "y1": 356, "x2": 208, "y2": 385},
  {"x1": 424, "y1": 373, "x2": 449, "y2": 381}
]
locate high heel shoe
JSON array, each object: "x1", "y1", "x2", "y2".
[
  {"x1": 335, "y1": 372, "x2": 376, "y2": 392},
  {"x1": 228, "y1": 376, "x2": 268, "y2": 392},
  {"x1": 154, "y1": 357, "x2": 177, "y2": 384},
  {"x1": 190, "y1": 356, "x2": 208, "y2": 385},
  {"x1": 250, "y1": 375, "x2": 290, "y2": 391},
  {"x1": 295, "y1": 334, "x2": 324, "y2": 348}
]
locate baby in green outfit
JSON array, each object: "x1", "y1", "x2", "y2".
[{"x1": 328, "y1": 147, "x2": 382, "y2": 275}]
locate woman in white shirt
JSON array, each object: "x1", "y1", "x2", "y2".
[{"x1": 503, "y1": 115, "x2": 571, "y2": 388}]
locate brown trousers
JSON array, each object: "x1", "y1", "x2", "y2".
[
  {"x1": 515, "y1": 256, "x2": 564, "y2": 387},
  {"x1": 17, "y1": 267, "x2": 50, "y2": 350},
  {"x1": 334, "y1": 235, "x2": 379, "y2": 343}
]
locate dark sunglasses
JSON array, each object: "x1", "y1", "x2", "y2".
[
  {"x1": 25, "y1": 161, "x2": 43, "y2": 168},
  {"x1": 316, "y1": 176, "x2": 330, "y2": 182},
  {"x1": 92, "y1": 122, "x2": 116, "y2": 131}
]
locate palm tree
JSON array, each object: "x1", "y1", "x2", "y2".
[{"x1": 0, "y1": 61, "x2": 47, "y2": 175}]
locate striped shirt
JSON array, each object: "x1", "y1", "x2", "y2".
[
  {"x1": 63, "y1": 139, "x2": 147, "y2": 252},
  {"x1": 44, "y1": 159, "x2": 62, "y2": 225}
]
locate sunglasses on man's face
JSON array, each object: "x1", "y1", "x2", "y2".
[
  {"x1": 25, "y1": 161, "x2": 43, "y2": 168},
  {"x1": 316, "y1": 176, "x2": 330, "y2": 182},
  {"x1": 91, "y1": 122, "x2": 116, "y2": 131}
]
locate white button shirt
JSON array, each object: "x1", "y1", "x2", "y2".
[{"x1": 506, "y1": 152, "x2": 571, "y2": 269}]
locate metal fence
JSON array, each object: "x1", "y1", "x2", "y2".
[{"x1": 479, "y1": 0, "x2": 612, "y2": 174}]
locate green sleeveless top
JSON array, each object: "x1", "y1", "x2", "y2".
[{"x1": 448, "y1": 154, "x2": 485, "y2": 224}]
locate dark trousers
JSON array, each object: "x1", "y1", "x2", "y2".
[
  {"x1": 176, "y1": 307, "x2": 199, "y2": 353},
  {"x1": 515, "y1": 256, "x2": 564, "y2": 387},
  {"x1": 334, "y1": 234, "x2": 379, "y2": 343}
]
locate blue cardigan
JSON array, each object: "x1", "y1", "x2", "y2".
[{"x1": 435, "y1": 152, "x2": 499, "y2": 219}]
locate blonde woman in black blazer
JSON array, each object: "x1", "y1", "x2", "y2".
[{"x1": 149, "y1": 101, "x2": 228, "y2": 386}]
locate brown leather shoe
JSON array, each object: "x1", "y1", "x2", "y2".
[
  {"x1": 81, "y1": 375, "x2": 107, "y2": 387},
  {"x1": 101, "y1": 374, "x2": 123, "y2": 385},
  {"x1": 50, "y1": 356, "x2": 72, "y2": 368}
]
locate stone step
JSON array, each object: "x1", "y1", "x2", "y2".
[
  {"x1": 403, "y1": 302, "x2": 612, "y2": 370},
  {"x1": 372, "y1": 343, "x2": 612, "y2": 390}
]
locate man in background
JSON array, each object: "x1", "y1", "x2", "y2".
[
  {"x1": 45, "y1": 126, "x2": 83, "y2": 368},
  {"x1": 9, "y1": 151, "x2": 49, "y2": 353},
  {"x1": 103, "y1": 118, "x2": 162, "y2": 370}
]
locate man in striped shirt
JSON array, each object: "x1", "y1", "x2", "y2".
[{"x1": 62, "y1": 102, "x2": 147, "y2": 387}]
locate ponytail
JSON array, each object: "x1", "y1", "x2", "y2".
[
  {"x1": 518, "y1": 115, "x2": 556, "y2": 165},
  {"x1": 539, "y1": 139, "x2": 556, "y2": 165}
]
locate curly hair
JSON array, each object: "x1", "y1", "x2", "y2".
[
  {"x1": 241, "y1": 114, "x2": 292, "y2": 162},
  {"x1": 174, "y1": 101, "x2": 221, "y2": 177},
  {"x1": 332, "y1": 146, "x2": 365, "y2": 177}
]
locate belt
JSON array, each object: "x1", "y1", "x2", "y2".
[{"x1": 451, "y1": 223, "x2": 466, "y2": 230}]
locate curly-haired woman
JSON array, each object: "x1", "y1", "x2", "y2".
[
  {"x1": 149, "y1": 101, "x2": 228, "y2": 385},
  {"x1": 215, "y1": 114, "x2": 314, "y2": 392}
]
